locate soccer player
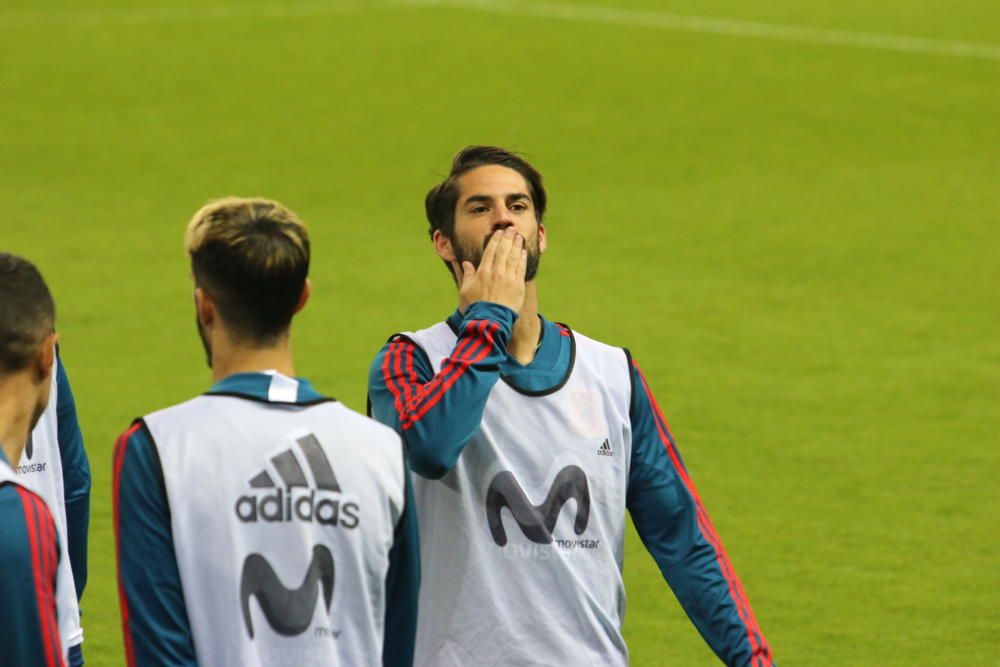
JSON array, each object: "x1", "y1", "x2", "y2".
[
  {"x1": 0, "y1": 253, "x2": 67, "y2": 667},
  {"x1": 23, "y1": 347, "x2": 90, "y2": 667},
  {"x1": 368, "y1": 146, "x2": 776, "y2": 666},
  {"x1": 114, "y1": 197, "x2": 419, "y2": 667}
]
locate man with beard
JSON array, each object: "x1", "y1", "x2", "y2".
[
  {"x1": 113, "y1": 197, "x2": 419, "y2": 667},
  {"x1": 0, "y1": 253, "x2": 66, "y2": 667},
  {"x1": 368, "y1": 146, "x2": 775, "y2": 666}
]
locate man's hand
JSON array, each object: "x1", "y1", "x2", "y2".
[{"x1": 454, "y1": 228, "x2": 528, "y2": 315}]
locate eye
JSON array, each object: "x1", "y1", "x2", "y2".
[
  {"x1": 510, "y1": 202, "x2": 528, "y2": 212},
  {"x1": 470, "y1": 205, "x2": 489, "y2": 214}
]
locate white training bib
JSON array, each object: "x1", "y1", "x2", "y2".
[
  {"x1": 404, "y1": 322, "x2": 634, "y2": 667},
  {"x1": 21, "y1": 356, "x2": 83, "y2": 651},
  {"x1": 145, "y1": 383, "x2": 406, "y2": 667}
]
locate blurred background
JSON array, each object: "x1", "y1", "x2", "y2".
[{"x1": 2, "y1": 0, "x2": 997, "y2": 664}]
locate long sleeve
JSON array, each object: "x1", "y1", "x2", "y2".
[
  {"x1": 0, "y1": 483, "x2": 65, "y2": 667},
  {"x1": 368, "y1": 301, "x2": 515, "y2": 479},
  {"x1": 381, "y1": 465, "x2": 420, "y2": 667},
  {"x1": 55, "y1": 354, "x2": 90, "y2": 602},
  {"x1": 626, "y1": 358, "x2": 775, "y2": 667},
  {"x1": 112, "y1": 421, "x2": 197, "y2": 667}
]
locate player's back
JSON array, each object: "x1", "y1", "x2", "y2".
[{"x1": 139, "y1": 382, "x2": 407, "y2": 667}]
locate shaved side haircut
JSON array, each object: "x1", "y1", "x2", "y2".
[
  {"x1": 0, "y1": 253, "x2": 55, "y2": 374},
  {"x1": 185, "y1": 197, "x2": 310, "y2": 344}
]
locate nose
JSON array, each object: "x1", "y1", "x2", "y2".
[{"x1": 490, "y1": 210, "x2": 513, "y2": 232}]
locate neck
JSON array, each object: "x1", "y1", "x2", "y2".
[
  {"x1": 210, "y1": 334, "x2": 296, "y2": 383},
  {"x1": 0, "y1": 376, "x2": 35, "y2": 467},
  {"x1": 508, "y1": 281, "x2": 541, "y2": 366}
]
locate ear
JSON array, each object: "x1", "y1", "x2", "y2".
[
  {"x1": 433, "y1": 229, "x2": 457, "y2": 263},
  {"x1": 34, "y1": 332, "x2": 59, "y2": 384},
  {"x1": 194, "y1": 287, "x2": 215, "y2": 327},
  {"x1": 537, "y1": 222, "x2": 547, "y2": 254},
  {"x1": 294, "y1": 279, "x2": 311, "y2": 314}
]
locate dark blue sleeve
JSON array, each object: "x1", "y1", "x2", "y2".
[
  {"x1": 0, "y1": 483, "x2": 65, "y2": 667},
  {"x1": 368, "y1": 301, "x2": 514, "y2": 479},
  {"x1": 113, "y1": 421, "x2": 197, "y2": 667},
  {"x1": 381, "y1": 462, "x2": 420, "y2": 667},
  {"x1": 55, "y1": 353, "x2": 91, "y2": 601},
  {"x1": 626, "y1": 358, "x2": 775, "y2": 667}
]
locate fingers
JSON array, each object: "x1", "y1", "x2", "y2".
[
  {"x1": 515, "y1": 247, "x2": 527, "y2": 281},
  {"x1": 505, "y1": 233, "x2": 524, "y2": 273},
  {"x1": 479, "y1": 229, "x2": 503, "y2": 271},
  {"x1": 492, "y1": 227, "x2": 519, "y2": 272}
]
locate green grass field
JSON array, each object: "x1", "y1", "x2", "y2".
[{"x1": 2, "y1": 1, "x2": 998, "y2": 664}]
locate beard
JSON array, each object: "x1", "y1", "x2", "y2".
[{"x1": 453, "y1": 230, "x2": 542, "y2": 281}]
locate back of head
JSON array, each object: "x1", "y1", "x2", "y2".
[
  {"x1": 0, "y1": 253, "x2": 55, "y2": 376},
  {"x1": 425, "y1": 145, "x2": 547, "y2": 240},
  {"x1": 185, "y1": 197, "x2": 310, "y2": 345}
]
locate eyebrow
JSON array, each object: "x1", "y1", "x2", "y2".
[{"x1": 462, "y1": 193, "x2": 531, "y2": 207}]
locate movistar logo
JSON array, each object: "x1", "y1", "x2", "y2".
[
  {"x1": 485, "y1": 465, "x2": 591, "y2": 546},
  {"x1": 235, "y1": 434, "x2": 359, "y2": 528},
  {"x1": 240, "y1": 545, "x2": 335, "y2": 639}
]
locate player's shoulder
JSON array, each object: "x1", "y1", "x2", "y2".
[
  {"x1": 389, "y1": 320, "x2": 455, "y2": 363},
  {"x1": 0, "y1": 480, "x2": 48, "y2": 513},
  {"x1": 144, "y1": 394, "x2": 402, "y2": 447},
  {"x1": 559, "y1": 321, "x2": 630, "y2": 359},
  {"x1": 328, "y1": 401, "x2": 405, "y2": 449},
  {"x1": 140, "y1": 394, "x2": 215, "y2": 429},
  {"x1": 392, "y1": 319, "x2": 452, "y2": 343},
  {"x1": 0, "y1": 481, "x2": 56, "y2": 551},
  {"x1": 0, "y1": 479, "x2": 27, "y2": 516}
]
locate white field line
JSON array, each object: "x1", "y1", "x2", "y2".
[
  {"x1": 391, "y1": 0, "x2": 1000, "y2": 61},
  {"x1": 2, "y1": 0, "x2": 998, "y2": 61},
  {"x1": 0, "y1": 2, "x2": 367, "y2": 27}
]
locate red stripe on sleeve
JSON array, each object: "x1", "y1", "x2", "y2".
[
  {"x1": 33, "y1": 490, "x2": 61, "y2": 667},
  {"x1": 394, "y1": 334, "x2": 474, "y2": 418},
  {"x1": 113, "y1": 422, "x2": 143, "y2": 667},
  {"x1": 382, "y1": 320, "x2": 500, "y2": 431},
  {"x1": 381, "y1": 342, "x2": 408, "y2": 419},
  {"x1": 402, "y1": 339, "x2": 420, "y2": 407},
  {"x1": 27, "y1": 492, "x2": 55, "y2": 667},
  {"x1": 382, "y1": 334, "x2": 476, "y2": 424},
  {"x1": 41, "y1": 496, "x2": 65, "y2": 667},
  {"x1": 402, "y1": 320, "x2": 497, "y2": 428},
  {"x1": 633, "y1": 360, "x2": 773, "y2": 666},
  {"x1": 17, "y1": 487, "x2": 62, "y2": 667},
  {"x1": 392, "y1": 339, "x2": 414, "y2": 410}
]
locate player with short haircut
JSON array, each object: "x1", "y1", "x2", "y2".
[
  {"x1": 114, "y1": 197, "x2": 419, "y2": 667},
  {"x1": 0, "y1": 253, "x2": 67, "y2": 667},
  {"x1": 20, "y1": 320, "x2": 91, "y2": 667},
  {"x1": 368, "y1": 146, "x2": 775, "y2": 666},
  {"x1": 23, "y1": 355, "x2": 90, "y2": 667}
]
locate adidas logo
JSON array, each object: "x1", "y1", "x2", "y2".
[
  {"x1": 234, "y1": 434, "x2": 359, "y2": 528},
  {"x1": 597, "y1": 438, "x2": 613, "y2": 457}
]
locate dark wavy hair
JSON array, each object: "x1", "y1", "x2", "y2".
[{"x1": 424, "y1": 145, "x2": 547, "y2": 240}]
